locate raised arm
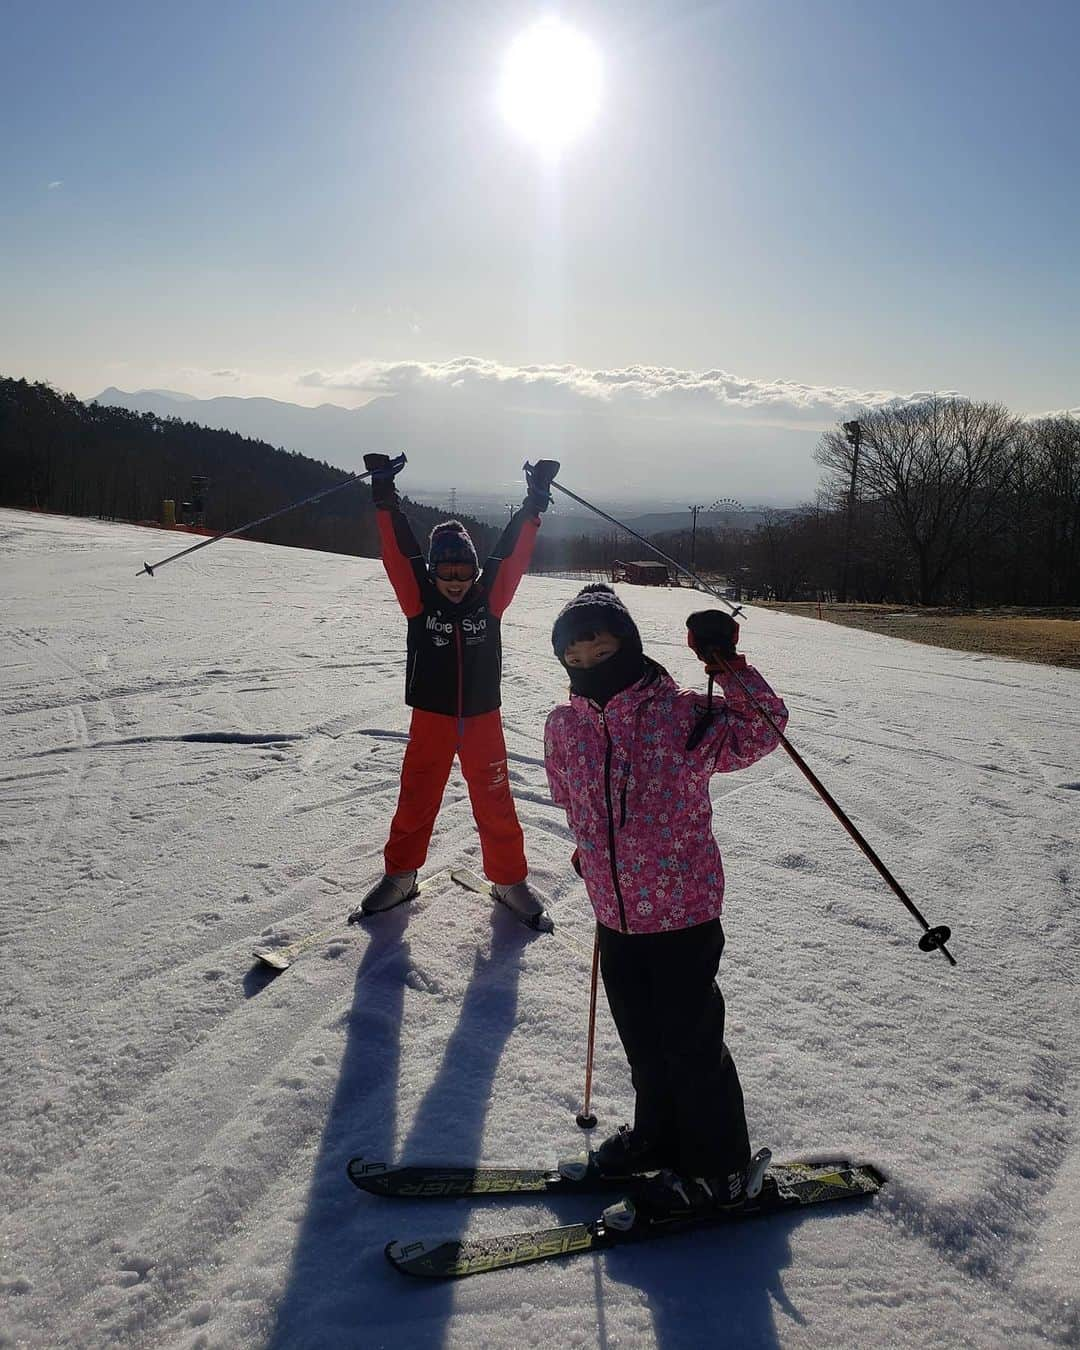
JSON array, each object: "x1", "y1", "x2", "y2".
[
  {"x1": 706, "y1": 659, "x2": 789, "y2": 773},
  {"x1": 484, "y1": 459, "x2": 560, "y2": 618},
  {"x1": 484, "y1": 509, "x2": 540, "y2": 618},
  {"x1": 684, "y1": 608, "x2": 789, "y2": 771},
  {"x1": 365, "y1": 453, "x2": 424, "y2": 618}
]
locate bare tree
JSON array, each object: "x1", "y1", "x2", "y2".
[
  {"x1": 816, "y1": 398, "x2": 1020, "y2": 604},
  {"x1": 1028, "y1": 415, "x2": 1080, "y2": 604}
]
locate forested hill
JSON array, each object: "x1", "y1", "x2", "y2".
[{"x1": 0, "y1": 376, "x2": 496, "y2": 560}]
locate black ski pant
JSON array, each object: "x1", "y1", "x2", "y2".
[{"x1": 597, "y1": 918, "x2": 751, "y2": 1179}]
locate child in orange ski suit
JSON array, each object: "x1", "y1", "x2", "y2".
[{"x1": 352, "y1": 456, "x2": 559, "y2": 924}]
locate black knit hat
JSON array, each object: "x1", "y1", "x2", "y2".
[
  {"x1": 551, "y1": 584, "x2": 643, "y2": 660},
  {"x1": 428, "y1": 520, "x2": 479, "y2": 571}
]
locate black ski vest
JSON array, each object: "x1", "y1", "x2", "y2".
[{"x1": 405, "y1": 579, "x2": 504, "y2": 718}]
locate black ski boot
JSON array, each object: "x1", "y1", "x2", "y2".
[
  {"x1": 627, "y1": 1169, "x2": 721, "y2": 1222},
  {"x1": 557, "y1": 1124, "x2": 666, "y2": 1184},
  {"x1": 603, "y1": 1148, "x2": 772, "y2": 1231},
  {"x1": 595, "y1": 1125, "x2": 669, "y2": 1177}
]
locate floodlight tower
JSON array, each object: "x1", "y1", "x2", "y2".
[
  {"x1": 688, "y1": 504, "x2": 706, "y2": 573},
  {"x1": 839, "y1": 419, "x2": 862, "y2": 603}
]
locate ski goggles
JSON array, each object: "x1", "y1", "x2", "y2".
[{"x1": 432, "y1": 562, "x2": 478, "y2": 582}]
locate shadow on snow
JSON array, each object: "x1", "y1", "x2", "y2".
[
  {"x1": 266, "y1": 893, "x2": 809, "y2": 1349},
  {"x1": 267, "y1": 900, "x2": 529, "y2": 1348}
]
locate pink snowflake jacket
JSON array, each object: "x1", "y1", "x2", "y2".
[{"x1": 544, "y1": 659, "x2": 789, "y2": 934}]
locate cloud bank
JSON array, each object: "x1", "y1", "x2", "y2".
[
  {"x1": 297, "y1": 356, "x2": 948, "y2": 426},
  {"x1": 292, "y1": 358, "x2": 964, "y2": 502}
]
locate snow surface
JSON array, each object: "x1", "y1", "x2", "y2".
[{"x1": 1, "y1": 507, "x2": 1078, "y2": 1350}]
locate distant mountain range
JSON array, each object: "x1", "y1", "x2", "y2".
[
  {"x1": 92, "y1": 386, "x2": 811, "y2": 516},
  {"x1": 95, "y1": 387, "x2": 380, "y2": 464}
]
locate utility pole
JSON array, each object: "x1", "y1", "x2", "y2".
[
  {"x1": 839, "y1": 419, "x2": 862, "y2": 603},
  {"x1": 688, "y1": 503, "x2": 706, "y2": 575},
  {"x1": 449, "y1": 487, "x2": 457, "y2": 515}
]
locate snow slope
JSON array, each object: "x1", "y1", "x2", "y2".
[{"x1": 1, "y1": 507, "x2": 1078, "y2": 1350}]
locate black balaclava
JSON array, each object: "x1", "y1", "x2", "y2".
[
  {"x1": 551, "y1": 584, "x2": 646, "y2": 707},
  {"x1": 566, "y1": 643, "x2": 647, "y2": 707}
]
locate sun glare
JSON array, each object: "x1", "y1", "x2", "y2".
[{"x1": 498, "y1": 19, "x2": 602, "y2": 150}]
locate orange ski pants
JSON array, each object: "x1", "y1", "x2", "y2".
[{"x1": 384, "y1": 708, "x2": 527, "y2": 885}]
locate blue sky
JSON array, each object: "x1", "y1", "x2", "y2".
[{"x1": 2, "y1": 0, "x2": 1077, "y2": 499}]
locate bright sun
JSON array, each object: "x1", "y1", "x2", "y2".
[{"x1": 498, "y1": 19, "x2": 602, "y2": 150}]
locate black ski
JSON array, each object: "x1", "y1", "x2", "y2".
[
  {"x1": 383, "y1": 1159, "x2": 886, "y2": 1279},
  {"x1": 348, "y1": 1155, "x2": 639, "y2": 1199}
]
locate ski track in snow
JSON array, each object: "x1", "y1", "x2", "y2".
[{"x1": 1, "y1": 508, "x2": 1079, "y2": 1350}]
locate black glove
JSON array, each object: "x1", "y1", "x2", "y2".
[
  {"x1": 364, "y1": 452, "x2": 404, "y2": 510},
  {"x1": 523, "y1": 459, "x2": 560, "y2": 514},
  {"x1": 686, "y1": 610, "x2": 739, "y2": 664}
]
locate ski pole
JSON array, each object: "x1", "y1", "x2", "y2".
[
  {"x1": 542, "y1": 473, "x2": 745, "y2": 619},
  {"x1": 537, "y1": 469, "x2": 956, "y2": 968},
  {"x1": 136, "y1": 453, "x2": 406, "y2": 577},
  {"x1": 576, "y1": 927, "x2": 600, "y2": 1129},
  {"x1": 715, "y1": 657, "x2": 955, "y2": 964}
]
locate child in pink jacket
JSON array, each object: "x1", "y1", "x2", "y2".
[{"x1": 544, "y1": 584, "x2": 788, "y2": 1220}]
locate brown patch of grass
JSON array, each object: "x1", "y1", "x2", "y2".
[{"x1": 757, "y1": 603, "x2": 1080, "y2": 670}]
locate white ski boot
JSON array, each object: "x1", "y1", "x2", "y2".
[{"x1": 349, "y1": 870, "x2": 419, "y2": 920}]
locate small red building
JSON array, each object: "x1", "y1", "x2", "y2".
[{"x1": 612, "y1": 560, "x2": 674, "y2": 586}]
